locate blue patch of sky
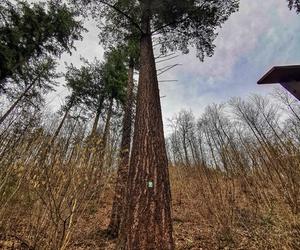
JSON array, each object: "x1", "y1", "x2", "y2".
[{"x1": 175, "y1": 10, "x2": 300, "y2": 105}]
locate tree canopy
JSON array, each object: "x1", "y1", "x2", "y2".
[
  {"x1": 0, "y1": 55, "x2": 59, "y2": 125},
  {"x1": 102, "y1": 48, "x2": 128, "y2": 104},
  {"x1": 0, "y1": 0, "x2": 85, "y2": 92},
  {"x1": 287, "y1": 0, "x2": 300, "y2": 13},
  {"x1": 64, "y1": 47, "x2": 128, "y2": 116},
  {"x1": 6, "y1": 56, "x2": 59, "y2": 108},
  {"x1": 72, "y1": 0, "x2": 239, "y2": 61}
]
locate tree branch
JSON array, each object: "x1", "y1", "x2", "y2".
[
  {"x1": 156, "y1": 55, "x2": 179, "y2": 64},
  {"x1": 157, "y1": 64, "x2": 181, "y2": 76},
  {"x1": 155, "y1": 52, "x2": 176, "y2": 60},
  {"x1": 97, "y1": 0, "x2": 144, "y2": 34},
  {"x1": 151, "y1": 15, "x2": 190, "y2": 35},
  {"x1": 158, "y1": 80, "x2": 178, "y2": 83},
  {"x1": 151, "y1": 2, "x2": 206, "y2": 35}
]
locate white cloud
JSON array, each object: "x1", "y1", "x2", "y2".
[
  {"x1": 159, "y1": 0, "x2": 300, "y2": 128},
  {"x1": 163, "y1": 0, "x2": 289, "y2": 80}
]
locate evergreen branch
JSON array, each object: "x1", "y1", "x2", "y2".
[
  {"x1": 151, "y1": 15, "x2": 190, "y2": 35},
  {"x1": 96, "y1": 0, "x2": 144, "y2": 34},
  {"x1": 151, "y1": 3, "x2": 206, "y2": 35}
]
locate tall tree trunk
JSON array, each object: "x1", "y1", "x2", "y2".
[
  {"x1": 0, "y1": 80, "x2": 36, "y2": 125},
  {"x1": 102, "y1": 97, "x2": 113, "y2": 149},
  {"x1": 117, "y1": 13, "x2": 174, "y2": 250},
  {"x1": 64, "y1": 117, "x2": 79, "y2": 154},
  {"x1": 51, "y1": 102, "x2": 73, "y2": 144},
  {"x1": 95, "y1": 97, "x2": 114, "y2": 165},
  {"x1": 91, "y1": 97, "x2": 104, "y2": 136},
  {"x1": 91, "y1": 109, "x2": 101, "y2": 136},
  {"x1": 182, "y1": 134, "x2": 190, "y2": 167},
  {"x1": 107, "y1": 58, "x2": 135, "y2": 238}
]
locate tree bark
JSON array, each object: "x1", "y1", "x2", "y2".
[
  {"x1": 107, "y1": 58, "x2": 135, "y2": 238},
  {"x1": 117, "y1": 12, "x2": 174, "y2": 250}
]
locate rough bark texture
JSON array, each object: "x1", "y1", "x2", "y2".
[
  {"x1": 107, "y1": 60, "x2": 135, "y2": 238},
  {"x1": 117, "y1": 13, "x2": 174, "y2": 250}
]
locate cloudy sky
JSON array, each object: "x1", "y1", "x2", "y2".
[{"x1": 47, "y1": 0, "x2": 300, "y2": 131}]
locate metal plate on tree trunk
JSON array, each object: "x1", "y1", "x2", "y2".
[{"x1": 148, "y1": 181, "x2": 154, "y2": 188}]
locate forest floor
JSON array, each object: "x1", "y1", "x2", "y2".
[
  {"x1": 1, "y1": 167, "x2": 299, "y2": 249},
  {"x1": 66, "y1": 167, "x2": 300, "y2": 250},
  {"x1": 68, "y1": 191, "x2": 214, "y2": 250},
  {"x1": 0, "y1": 175, "x2": 224, "y2": 250},
  {"x1": 68, "y1": 192, "x2": 214, "y2": 250}
]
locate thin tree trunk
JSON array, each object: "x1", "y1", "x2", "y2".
[
  {"x1": 63, "y1": 118, "x2": 79, "y2": 154},
  {"x1": 91, "y1": 97, "x2": 104, "y2": 136},
  {"x1": 0, "y1": 80, "x2": 36, "y2": 125},
  {"x1": 96, "y1": 97, "x2": 114, "y2": 165},
  {"x1": 117, "y1": 12, "x2": 174, "y2": 250},
  {"x1": 107, "y1": 58, "x2": 135, "y2": 238},
  {"x1": 91, "y1": 109, "x2": 101, "y2": 136},
  {"x1": 51, "y1": 102, "x2": 73, "y2": 144},
  {"x1": 102, "y1": 97, "x2": 114, "y2": 149},
  {"x1": 182, "y1": 134, "x2": 190, "y2": 167}
]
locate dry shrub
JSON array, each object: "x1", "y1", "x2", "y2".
[
  {"x1": 170, "y1": 165, "x2": 300, "y2": 250},
  {"x1": 0, "y1": 129, "x2": 115, "y2": 249},
  {"x1": 1, "y1": 93, "x2": 300, "y2": 249}
]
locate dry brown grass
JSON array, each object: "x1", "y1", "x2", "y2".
[
  {"x1": 1, "y1": 94, "x2": 300, "y2": 249},
  {"x1": 1, "y1": 164, "x2": 299, "y2": 250},
  {"x1": 170, "y1": 166, "x2": 300, "y2": 250}
]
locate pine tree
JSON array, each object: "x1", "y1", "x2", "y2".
[
  {"x1": 52, "y1": 62, "x2": 92, "y2": 143},
  {"x1": 96, "y1": 14, "x2": 140, "y2": 238},
  {"x1": 71, "y1": 0, "x2": 239, "y2": 249},
  {"x1": 96, "y1": 48, "x2": 128, "y2": 163},
  {"x1": 107, "y1": 51, "x2": 136, "y2": 239},
  {"x1": 0, "y1": 56, "x2": 59, "y2": 125},
  {"x1": 0, "y1": 0, "x2": 84, "y2": 93}
]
